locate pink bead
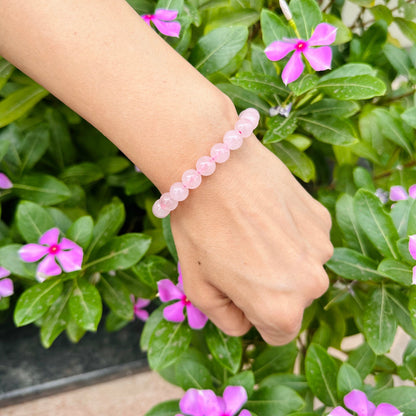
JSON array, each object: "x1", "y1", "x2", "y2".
[
  {"x1": 223, "y1": 130, "x2": 243, "y2": 150},
  {"x1": 152, "y1": 200, "x2": 170, "y2": 218},
  {"x1": 235, "y1": 118, "x2": 254, "y2": 138},
  {"x1": 160, "y1": 192, "x2": 178, "y2": 211},
  {"x1": 210, "y1": 143, "x2": 230, "y2": 163},
  {"x1": 239, "y1": 108, "x2": 260, "y2": 126},
  {"x1": 170, "y1": 182, "x2": 189, "y2": 201},
  {"x1": 182, "y1": 169, "x2": 202, "y2": 189},
  {"x1": 196, "y1": 156, "x2": 216, "y2": 176}
]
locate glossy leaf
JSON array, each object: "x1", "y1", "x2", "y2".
[
  {"x1": 371, "y1": 386, "x2": 416, "y2": 416},
  {"x1": 299, "y1": 99, "x2": 360, "y2": 119},
  {"x1": 260, "y1": 9, "x2": 290, "y2": 46},
  {"x1": 60, "y1": 162, "x2": 104, "y2": 185},
  {"x1": 66, "y1": 216, "x2": 94, "y2": 249},
  {"x1": 395, "y1": 17, "x2": 416, "y2": 43},
  {"x1": 140, "y1": 305, "x2": 165, "y2": 351},
  {"x1": 0, "y1": 58, "x2": 15, "y2": 91},
  {"x1": 290, "y1": 0, "x2": 321, "y2": 39},
  {"x1": 134, "y1": 255, "x2": 177, "y2": 292},
  {"x1": 409, "y1": 286, "x2": 416, "y2": 334},
  {"x1": 144, "y1": 400, "x2": 180, "y2": 416},
  {"x1": 401, "y1": 106, "x2": 416, "y2": 129},
  {"x1": 386, "y1": 289, "x2": 416, "y2": 338},
  {"x1": 378, "y1": 259, "x2": 413, "y2": 286},
  {"x1": 227, "y1": 371, "x2": 255, "y2": 397},
  {"x1": 264, "y1": 115, "x2": 298, "y2": 143},
  {"x1": 347, "y1": 342, "x2": 377, "y2": 379},
  {"x1": 0, "y1": 244, "x2": 37, "y2": 279},
  {"x1": 337, "y1": 362, "x2": 363, "y2": 400},
  {"x1": 231, "y1": 72, "x2": 287, "y2": 99}
]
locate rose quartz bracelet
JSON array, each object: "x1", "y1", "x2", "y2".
[{"x1": 152, "y1": 108, "x2": 260, "y2": 218}]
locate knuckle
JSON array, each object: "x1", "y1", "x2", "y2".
[{"x1": 309, "y1": 266, "x2": 330, "y2": 297}]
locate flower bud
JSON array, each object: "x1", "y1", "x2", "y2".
[{"x1": 279, "y1": 0, "x2": 293, "y2": 21}]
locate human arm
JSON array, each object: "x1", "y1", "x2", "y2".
[{"x1": 0, "y1": 0, "x2": 333, "y2": 345}]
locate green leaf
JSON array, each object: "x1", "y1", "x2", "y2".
[
  {"x1": 269, "y1": 140, "x2": 315, "y2": 182},
  {"x1": 350, "y1": 21, "x2": 387, "y2": 63},
  {"x1": 216, "y1": 83, "x2": 270, "y2": 114},
  {"x1": 134, "y1": 255, "x2": 177, "y2": 292},
  {"x1": 0, "y1": 244, "x2": 37, "y2": 278},
  {"x1": 386, "y1": 288, "x2": 416, "y2": 338},
  {"x1": 401, "y1": 106, "x2": 416, "y2": 129},
  {"x1": 259, "y1": 374, "x2": 308, "y2": 396},
  {"x1": 260, "y1": 9, "x2": 290, "y2": 46},
  {"x1": 206, "y1": 10, "x2": 260, "y2": 31},
  {"x1": 264, "y1": 114, "x2": 298, "y2": 143},
  {"x1": 14, "y1": 278, "x2": 63, "y2": 326},
  {"x1": 66, "y1": 317, "x2": 86, "y2": 343},
  {"x1": 140, "y1": 304, "x2": 165, "y2": 351},
  {"x1": 156, "y1": 0, "x2": 183, "y2": 12},
  {"x1": 85, "y1": 198, "x2": 125, "y2": 260},
  {"x1": 105, "y1": 310, "x2": 130, "y2": 332},
  {"x1": 326, "y1": 248, "x2": 384, "y2": 282},
  {"x1": 16, "y1": 201, "x2": 55, "y2": 243},
  {"x1": 189, "y1": 26, "x2": 248, "y2": 76},
  {"x1": 323, "y1": 13, "x2": 352, "y2": 45},
  {"x1": 347, "y1": 342, "x2": 377, "y2": 379},
  {"x1": 205, "y1": 322, "x2": 242, "y2": 374},
  {"x1": 371, "y1": 387, "x2": 416, "y2": 416},
  {"x1": 305, "y1": 344, "x2": 338, "y2": 407},
  {"x1": 227, "y1": 371, "x2": 255, "y2": 397},
  {"x1": 353, "y1": 167, "x2": 375, "y2": 191},
  {"x1": 66, "y1": 216, "x2": 94, "y2": 249},
  {"x1": 98, "y1": 275, "x2": 134, "y2": 320},
  {"x1": 251, "y1": 44, "x2": 277, "y2": 77},
  {"x1": 392, "y1": 199, "x2": 416, "y2": 238},
  {"x1": 363, "y1": 285, "x2": 397, "y2": 355},
  {"x1": 0, "y1": 58, "x2": 15, "y2": 91},
  {"x1": 18, "y1": 125, "x2": 50, "y2": 172},
  {"x1": 252, "y1": 341, "x2": 298, "y2": 382},
  {"x1": 69, "y1": 278, "x2": 102, "y2": 331},
  {"x1": 289, "y1": 74, "x2": 319, "y2": 96},
  {"x1": 395, "y1": 17, "x2": 416, "y2": 43},
  {"x1": 409, "y1": 286, "x2": 416, "y2": 333},
  {"x1": 298, "y1": 115, "x2": 358, "y2": 146},
  {"x1": 13, "y1": 174, "x2": 71, "y2": 206},
  {"x1": 246, "y1": 386, "x2": 305, "y2": 416},
  {"x1": 384, "y1": 44, "x2": 412, "y2": 77},
  {"x1": 60, "y1": 162, "x2": 104, "y2": 185},
  {"x1": 290, "y1": 0, "x2": 321, "y2": 39},
  {"x1": 337, "y1": 363, "x2": 363, "y2": 400},
  {"x1": 317, "y1": 75, "x2": 386, "y2": 101},
  {"x1": 378, "y1": 259, "x2": 413, "y2": 286},
  {"x1": 373, "y1": 108, "x2": 413, "y2": 156},
  {"x1": 144, "y1": 400, "x2": 180, "y2": 416},
  {"x1": 370, "y1": 5, "x2": 393, "y2": 24},
  {"x1": 231, "y1": 72, "x2": 288, "y2": 100},
  {"x1": 40, "y1": 283, "x2": 72, "y2": 348},
  {"x1": 148, "y1": 319, "x2": 192, "y2": 371},
  {"x1": 321, "y1": 64, "x2": 377, "y2": 80},
  {"x1": 0, "y1": 84, "x2": 49, "y2": 127},
  {"x1": 85, "y1": 233, "x2": 151, "y2": 273},
  {"x1": 354, "y1": 189, "x2": 399, "y2": 259}
]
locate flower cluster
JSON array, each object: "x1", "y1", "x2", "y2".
[
  {"x1": 389, "y1": 184, "x2": 416, "y2": 201},
  {"x1": 330, "y1": 390, "x2": 402, "y2": 416},
  {"x1": 131, "y1": 296, "x2": 150, "y2": 321},
  {"x1": 19, "y1": 228, "x2": 83, "y2": 282},
  {"x1": 141, "y1": 9, "x2": 181, "y2": 38},
  {"x1": 0, "y1": 267, "x2": 13, "y2": 300},
  {"x1": 157, "y1": 263, "x2": 208, "y2": 329},
  {"x1": 177, "y1": 386, "x2": 251, "y2": 416}
]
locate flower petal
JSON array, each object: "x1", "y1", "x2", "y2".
[
  {"x1": 0, "y1": 173, "x2": 13, "y2": 189},
  {"x1": 0, "y1": 267, "x2": 10, "y2": 279},
  {"x1": 59, "y1": 237, "x2": 81, "y2": 250},
  {"x1": 179, "y1": 388, "x2": 204, "y2": 416},
  {"x1": 39, "y1": 228, "x2": 60, "y2": 246},
  {"x1": 412, "y1": 265, "x2": 416, "y2": 285},
  {"x1": 19, "y1": 244, "x2": 49, "y2": 262},
  {"x1": 329, "y1": 408, "x2": 353, "y2": 416},
  {"x1": 163, "y1": 301, "x2": 185, "y2": 322},
  {"x1": 223, "y1": 386, "x2": 247, "y2": 415},
  {"x1": 0, "y1": 278, "x2": 14, "y2": 298},
  {"x1": 303, "y1": 46, "x2": 332, "y2": 71},
  {"x1": 390, "y1": 185, "x2": 408, "y2": 201},
  {"x1": 264, "y1": 41, "x2": 295, "y2": 61},
  {"x1": 186, "y1": 303, "x2": 208, "y2": 329},
  {"x1": 158, "y1": 279, "x2": 183, "y2": 301},
  {"x1": 134, "y1": 309, "x2": 149, "y2": 321},
  {"x1": 199, "y1": 390, "x2": 223, "y2": 415},
  {"x1": 56, "y1": 246, "x2": 83, "y2": 272},
  {"x1": 135, "y1": 298, "x2": 151, "y2": 308},
  {"x1": 409, "y1": 235, "x2": 416, "y2": 260},
  {"x1": 239, "y1": 410, "x2": 252, "y2": 416},
  {"x1": 409, "y1": 184, "x2": 416, "y2": 199},
  {"x1": 37, "y1": 254, "x2": 62, "y2": 278},
  {"x1": 154, "y1": 9, "x2": 178, "y2": 21},
  {"x1": 308, "y1": 23, "x2": 337, "y2": 46},
  {"x1": 152, "y1": 19, "x2": 181, "y2": 37},
  {"x1": 373, "y1": 403, "x2": 402, "y2": 416},
  {"x1": 282, "y1": 51, "x2": 304, "y2": 85},
  {"x1": 344, "y1": 390, "x2": 374, "y2": 416}
]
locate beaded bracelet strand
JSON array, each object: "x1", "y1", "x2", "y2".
[{"x1": 152, "y1": 108, "x2": 260, "y2": 218}]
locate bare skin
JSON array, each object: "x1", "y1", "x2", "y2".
[{"x1": 0, "y1": 0, "x2": 333, "y2": 345}]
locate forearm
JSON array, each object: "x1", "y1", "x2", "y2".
[{"x1": 0, "y1": 0, "x2": 237, "y2": 191}]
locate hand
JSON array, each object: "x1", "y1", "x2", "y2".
[{"x1": 170, "y1": 136, "x2": 333, "y2": 345}]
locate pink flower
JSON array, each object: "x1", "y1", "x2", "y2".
[
  {"x1": 330, "y1": 390, "x2": 402, "y2": 416},
  {"x1": 177, "y1": 386, "x2": 251, "y2": 416},
  {"x1": 0, "y1": 267, "x2": 13, "y2": 300},
  {"x1": 408, "y1": 235, "x2": 416, "y2": 285},
  {"x1": 19, "y1": 228, "x2": 83, "y2": 282},
  {"x1": 389, "y1": 185, "x2": 416, "y2": 201},
  {"x1": 131, "y1": 296, "x2": 151, "y2": 321},
  {"x1": 264, "y1": 23, "x2": 337, "y2": 85},
  {"x1": 142, "y1": 9, "x2": 181, "y2": 38},
  {"x1": 0, "y1": 173, "x2": 12, "y2": 189},
  {"x1": 157, "y1": 264, "x2": 208, "y2": 329}
]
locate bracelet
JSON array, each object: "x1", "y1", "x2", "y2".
[{"x1": 152, "y1": 108, "x2": 260, "y2": 218}]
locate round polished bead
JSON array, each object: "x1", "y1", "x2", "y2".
[
  {"x1": 152, "y1": 200, "x2": 170, "y2": 218},
  {"x1": 169, "y1": 182, "x2": 189, "y2": 202},
  {"x1": 210, "y1": 143, "x2": 230, "y2": 163},
  {"x1": 239, "y1": 108, "x2": 260, "y2": 126},
  {"x1": 235, "y1": 119, "x2": 254, "y2": 138},
  {"x1": 223, "y1": 130, "x2": 243, "y2": 150},
  {"x1": 160, "y1": 192, "x2": 179, "y2": 211},
  {"x1": 196, "y1": 156, "x2": 216, "y2": 176},
  {"x1": 182, "y1": 169, "x2": 202, "y2": 189}
]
